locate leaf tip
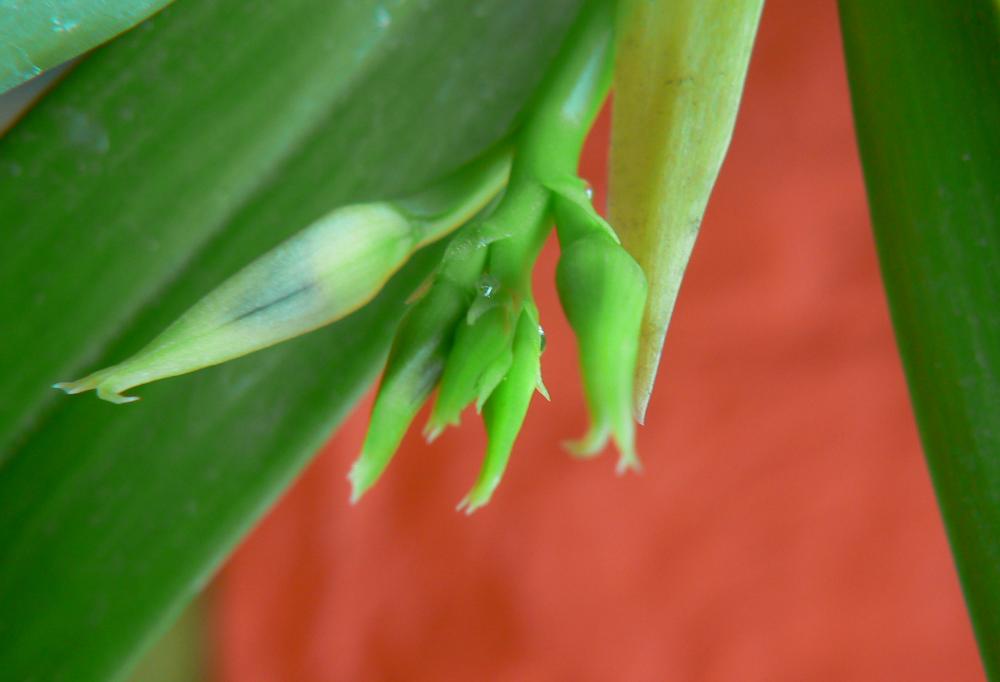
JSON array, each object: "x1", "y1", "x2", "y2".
[{"x1": 346, "y1": 461, "x2": 371, "y2": 505}]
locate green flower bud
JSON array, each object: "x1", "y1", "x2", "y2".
[
  {"x1": 56, "y1": 203, "x2": 417, "y2": 404},
  {"x1": 459, "y1": 308, "x2": 544, "y2": 513},
  {"x1": 424, "y1": 302, "x2": 514, "y2": 441},
  {"x1": 475, "y1": 345, "x2": 513, "y2": 413},
  {"x1": 348, "y1": 244, "x2": 488, "y2": 502},
  {"x1": 556, "y1": 230, "x2": 648, "y2": 473},
  {"x1": 54, "y1": 148, "x2": 511, "y2": 404}
]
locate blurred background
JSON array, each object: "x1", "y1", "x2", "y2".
[
  {"x1": 0, "y1": 2, "x2": 987, "y2": 680},
  {"x1": 206, "y1": 2, "x2": 985, "y2": 681}
]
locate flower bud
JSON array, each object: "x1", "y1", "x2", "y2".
[
  {"x1": 423, "y1": 303, "x2": 513, "y2": 441},
  {"x1": 53, "y1": 147, "x2": 511, "y2": 404},
  {"x1": 459, "y1": 308, "x2": 543, "y2": 513},
  {"x1": 556, "y1": 231, "x2": 648, "y2": 472},
  {"x1": 475, "y1": 346, "x2": 513, "y2": 413},
  {"x1": 55, "y1": 203, "x2": 416, "y2": 403},
  {"x1": 348, "y1": 246, "x2": 487, "y2": 502}
]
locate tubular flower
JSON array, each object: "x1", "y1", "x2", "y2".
[
  {"x1": 424, "y1": 302, "x2": 515, "y2": 441},
  {"x1": 462, "y1": 307, "x2": 545, "y2": 513},
  {"x1": 348, "y1": 234, "x2": 489, "y2": 501},
  {"x1": 556, "y1": 229, "x2": 647, "y2": 472},
  {"x1": 552, "y1": 186, "x2": 648, "y2": 472}
]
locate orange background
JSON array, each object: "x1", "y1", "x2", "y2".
[{"x1": 214, "y1": 3, "x2": 985, "y2": 680}]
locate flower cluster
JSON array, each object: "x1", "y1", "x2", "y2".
[
  {"x1": 351, "y1": 156, "x2": 648, "y2": 510},
  {"x1": 55, "y1": 0, "x2": 649, "y2": 510}
]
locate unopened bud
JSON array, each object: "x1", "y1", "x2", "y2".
[
  {"x1": 55, "y1": 203, "x2": 416, "y2": 403},
  {"x1": 349, "y1": 245, "x2": 487, "y2": 502},
  {"x1": 459, "y1": 309, "x2": 543, "y2": 513},
  {"x1": 556, "y1": 231, "x2": 648, "y2": 472},
  {"x1": 424, "y1": 303, "x2": 513, "y2": 440},
  {"x1": 53, "y1": 148, "x2": 511, "y2": 404}
]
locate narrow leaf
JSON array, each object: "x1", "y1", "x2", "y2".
[{"x1": 839, "y1": 1, "x2": 1000, "y2": 675}]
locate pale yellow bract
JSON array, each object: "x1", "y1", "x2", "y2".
[
  {"x1": 55, "y1": 204, "x2": 414, "y2": 403},
  {"x1": 610, "y1": 0, "x2": 764, "y2": 421},
  {"x1": 55, "y1": 150, "x2": 511, "y2": 403}
]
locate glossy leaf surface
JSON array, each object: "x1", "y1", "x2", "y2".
[
  {"x1": 840, "y1": 1, "x2": 1000, "y2": 676},
  {"x1": 0, "y1": 0, "x2": 174, "y2": 93},
  {"x1": 0, "y1": 0, "x2": 580, "y2": 679}
]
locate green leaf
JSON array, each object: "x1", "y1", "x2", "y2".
[
  {"x1": 608, "y1": 0, "x2": 763, "y2": 422},
  {"x1": 126, "y1": 599, "x2": 207, "y2": 682},
  {"x1": 0, "y1": 0, "x2": 175, "y2": 94},
  {"x1": 839, "y1": 1, "x2": 1000, "y2": 676},
  {"x1": 0, "y1": 0, "x2": 581, "y2": 679}
]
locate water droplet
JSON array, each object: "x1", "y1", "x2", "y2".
[
  {"x1": 538, "y1": 324, "x2": 546, "y2": 352},
  {"x1": 375, "y1": 6, "x2": 391, "y2": 28},
  {"x1": 50, "y1": 16, "x2": 79, "y2": 32},
  {"x1": 466, "y1": 277, "x2": 500, "y2": 323},
  {"x1": 584, "y1": 182, "x2": 594, "y2": 200},
  {"x1": 477, "y1": 274, "x2": 499, "y2": 299}
]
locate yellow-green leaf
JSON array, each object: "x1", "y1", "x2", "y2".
[{"x1": 609, "y1": 0, "x2": 763, "y2": 421}]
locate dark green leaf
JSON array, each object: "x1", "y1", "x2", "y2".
[
  {"x1": 839, "y1": 2, "x2": 1000, "y2": 675},
  {"x1": 0, "y1": 0, "x2": 581, "y2": 679}
]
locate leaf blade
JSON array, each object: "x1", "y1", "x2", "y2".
[
  {"x1": 0, "y1": 0, "x2": 175, "y2": 93},
  {"x1": 839, "y1": 1, "x2": 1000, "y2": 675},
  {"x1": 0, "y1": 1, "x2": 582, "y2": 679}
]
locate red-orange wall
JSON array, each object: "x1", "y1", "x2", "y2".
[{"x1": 215, "y1": 3, "x2": 985, "y2": 680}]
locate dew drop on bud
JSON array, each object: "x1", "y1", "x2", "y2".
[{"x1": 477, "y1": 274, "x2": 499, "y2": 299}]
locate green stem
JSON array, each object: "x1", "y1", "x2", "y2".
[
  {"x1": 517, "y1": 0, "x2": 616, "y2": 180},
  {"x1": 488, "y1": 0, "x2": 616, "y2": 298},
  {"x1": 398, "y1": 143, "x2": 512, "y2": 247}
]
